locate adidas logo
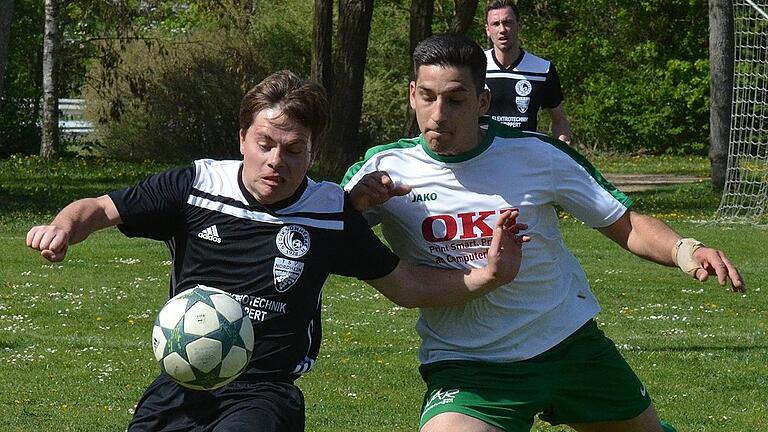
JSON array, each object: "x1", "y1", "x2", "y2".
[{"x1": 198, "y1": 225, "x2": 222, "y2": 243}]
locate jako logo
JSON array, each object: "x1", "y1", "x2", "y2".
[
  {"x1": 421, "y1": 209, "x2": 515, "y2": 242},
  {"x1": 410, "y1": 192, "x2": 438, "y2": 203}
]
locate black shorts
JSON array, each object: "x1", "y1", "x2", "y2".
[{"x1": 128, "y1": 374, "x2": 305, "y2": 432}]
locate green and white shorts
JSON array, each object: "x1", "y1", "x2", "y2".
[{"x1": 418, "y1": 320, "x2": 651, "y2": 431}]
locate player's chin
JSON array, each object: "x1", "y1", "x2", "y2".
[{"x1": 426, "y1": 137, "x2": 448, "y2": 152}]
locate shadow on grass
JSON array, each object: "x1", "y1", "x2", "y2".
[
  {"x1": 628, "y1": 182, "x2": 722, "y2": 214},
  {"x1": 0, "y1": 156, "x2": 183, "y2": 221},
  {"x1": 0, "y1": 337, "x2": 24, "y2": 350}
]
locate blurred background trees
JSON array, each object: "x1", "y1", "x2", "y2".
[{"x1": 0, "y1": 0, "x2": 723, "y2": 179}]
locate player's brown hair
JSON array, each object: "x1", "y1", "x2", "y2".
[{"x1": 239, "y1": 70, "x2": 329, "y2": 153}]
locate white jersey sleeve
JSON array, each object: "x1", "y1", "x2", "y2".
[{"x1": 548, "y1": 145, "x2": 630, "y2": 228}]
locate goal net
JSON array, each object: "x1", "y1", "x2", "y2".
[{"x1": 716, "y1": 0, "x2": 768, "y2": 224}]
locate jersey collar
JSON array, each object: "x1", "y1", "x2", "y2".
[
  {"x1": 419, "y1": 117, "x2": 495, "y2": 163},
  {"x1": 491, "y1": 47, "x2": 526, "y2": 71},
  {"x1": 237, "y1": 163, "x2": 309, "y2": 212}
]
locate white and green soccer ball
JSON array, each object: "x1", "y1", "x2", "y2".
[{"x1": 152, "y1": 285, "x2": 255, "y2": 390}]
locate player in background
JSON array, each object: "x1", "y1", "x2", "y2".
[
  {"x1": 343, "y1": 34, "x2": 745, "y2": 432},
  {"x1": 484, "y1": 0, "x2": 572, "y2": 144},
  {"x1": 26, "y1": 70, "x2": 529, "y2": 432}
]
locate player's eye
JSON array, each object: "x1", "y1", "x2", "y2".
[{"x1": 421, "y1": 93, "x2": 436, "y2": 102}]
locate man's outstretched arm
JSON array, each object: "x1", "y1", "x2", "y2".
[
  {"x1": 597, "y1": 210, "x2": 745, "y2": 292},
  {"x1": 26, "y1": 195, "x2": 122, "y2": 262},
  {"x1": 366, "y1": 209, "x2": 530, "y2": 308},
  {"x1": 348, "y1": 170, "x2": 411, "y2": 212}
]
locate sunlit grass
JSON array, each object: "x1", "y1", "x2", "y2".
[{"x1": 589, "y1": 153, "x2": 710, "y2": 176}]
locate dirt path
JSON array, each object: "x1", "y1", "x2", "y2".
[{"x1": 603, "y1": 174, "x2": 706, "y2": 192}]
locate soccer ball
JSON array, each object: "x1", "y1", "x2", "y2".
[{"x1": 152, "y1": 285, "x2": 255, "y2": 390}]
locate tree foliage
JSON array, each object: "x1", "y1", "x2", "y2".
[
  {"x1": 82, "y1": 1, "x2": 312, "y2": 160},
  {"x1": 0, "y1": 0, "x2": 15, "y2": 99},
  {"x1": 516, "y1": 0, "x2": 711, "y2": 154},
  {"x1": 2, "y1": 0, "x2": 717, "y2": 162},
  {"x1": 0, "y1": 0, "x2": 42, "y2": 157}
]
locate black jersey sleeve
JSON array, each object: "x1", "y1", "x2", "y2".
[
  {"x1": 331, "y1": 194, "x2": 399, "y2": 280},
  {"x1": 542, "y1": 63, "x2": 565, "y2": 109},
  {"x1": 108, "y1": 166, "x2": 194, "y2": 241}
]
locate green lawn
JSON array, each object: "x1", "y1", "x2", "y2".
[{"x1": 1, "y1": 155, "x2": 766, "y2": 431}]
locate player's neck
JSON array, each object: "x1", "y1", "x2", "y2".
[{"x1": 494, "y1": 45, "x2": 521, "y2": 69}]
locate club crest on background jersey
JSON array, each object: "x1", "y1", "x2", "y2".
[
  {"x1": 516, "y1": 96, "x2": 530, "y2": 114},
  {"x1": 273, "y1": 257, "x2": 304, "y2": 292},
  {"x1": 276, "y1": 225, "x2": 310, "y2": 258},
  {"x1": 515, "y1": 79, "x2": 532, "y2": 96}
]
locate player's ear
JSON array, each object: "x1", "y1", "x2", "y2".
[
  {"x1": 478, "y1": 88, "x2": 491, "y2": 116},
  {"x1": 239, "y1": 128, "x2": 247, "y2": 155},
  {"x1": 409, "y1": 81, "x2": 417, "y2": 110}
]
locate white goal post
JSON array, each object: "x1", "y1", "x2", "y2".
[{"x1": 715, "y1": 0, "x2": 768, "y2": 224}]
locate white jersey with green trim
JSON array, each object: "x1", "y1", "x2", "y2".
[{"x1": 342, "y1": 119, "x2": 633, "y2": 364}]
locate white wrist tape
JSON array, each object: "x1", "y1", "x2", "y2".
[{"x1": 672, "y1": 238, "x2": 704, "y2": 277}]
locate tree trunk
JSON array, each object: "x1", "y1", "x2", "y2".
[
  {"x1": 312, "y1": 0, "x2": 334, "y2": 97},
  {"x1": 410, "y1": 0, "x2": 434, "y2": 59},
  {"x1": 709, "y1": 0, "x2": 734, "y2": 190},
  {"x1": 405, "y1": 0, "x2": 434, "y2": 137},
  {"x1": 450, "y1": 0, "x2": 479, "y2": 34},
  {"x1": 0, "y1": 0, "x2": 14, "y2": 100},
  {"x1": 318, "y1": 0, "x2": 374, "y2": 178},
  {"x1": 41, "y1": 0, "x2": 60, "y2": 159}
]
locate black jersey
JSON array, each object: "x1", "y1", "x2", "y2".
[
  {"x1": 109, "y1": 159, "x2": 399, "y2": 380},
  {"x1": 485, "y1": 48, "x2": 564, "y2": 132}
]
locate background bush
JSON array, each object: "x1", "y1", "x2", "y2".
[
  {"x1": 82, "y1": 1, "x2": 312, "y2": 160},
  {"x1": 517, "y1": 0, "x2": 710, "y2": 154},
  {"x1": 0, "y1": 0, "x2": 43, "y2": 157},
  {"x1": 4, "y1": 0, "x2": 714, "y2": 159}
]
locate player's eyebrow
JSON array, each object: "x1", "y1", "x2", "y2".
[{"x1": 417, "y1": 82, "x2": 470, "y2": 94}]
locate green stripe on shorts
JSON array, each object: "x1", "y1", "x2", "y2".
[{"x1": 418, "y1": 320, "x2": 652, "y2": 431}]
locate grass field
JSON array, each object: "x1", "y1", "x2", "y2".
[{"x1": 1, "y1": 155, "x2": 766, "y2": 431}]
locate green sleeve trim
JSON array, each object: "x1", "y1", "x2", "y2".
[
  {"x1": 339, "y1": 137, "x2": 421, "y2": 187},
  {"x1": 488, "y1": 119, "x2": 634, "y2": 208}
]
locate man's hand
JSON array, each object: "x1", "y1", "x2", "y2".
[
  {"x1": 365, "y1": 209, "x2": 530, "y2": 308},
  {"x1": 691, "y1": 247, "x2": 746, "y2": 293},
  {"x1": 26, "y1": 225, "x2": 71, "y2": 262},
  {"x1": 482, "y1": 209, "x2": 530, "y2": 287},
  {"x1": 349, "y1": 171, "x2": 411, "y2": 212},
  {"x1": 25, "y1": 195, "x2": 122, "y2": 263}
]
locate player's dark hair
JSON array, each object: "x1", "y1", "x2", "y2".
[
  {"x1": 412, "y1": 33, "x2": 487, "y2": 95},
  {"x1": 485, "y1": 0, "x2": 520, "y2": 21},
  {"x1": 239, "y1": 70, "x2": 329, "y2": 152}
]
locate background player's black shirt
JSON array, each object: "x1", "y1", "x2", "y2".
[
  {"x1": 109, "y1": 159, "x2": 399, "y2": 380},
  {"x1": 485, "y1": 48, "x2": 564, "y2": 132}
]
